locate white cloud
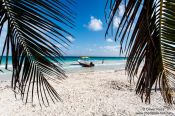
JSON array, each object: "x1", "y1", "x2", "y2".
[
  {"x1": 113, "y1": 4, "x2": 125, "y2": 29},
  {"x1": 67, "y1": 44, "x2": 123, "y2": 57},
  {"x1": 106, "y1": 38, "x2": 113, "y2": 42},
  {"x1": 119, "y1": 4, "x2": 125, "y2": 17},
  {"x1": 104, "y1": 46, "x2": 119, "y2": 52},
  {"x1": 100, "y1": 45, "x2": 120, "y2": 52},
  {"x1": 113, "y1": 16, "x2": 121, "y2": 28},
  {"x1": 87, "y1": 48, "x2": 94, "y2": 52},
  {"x1": 66, "y1": 35, "x2": 75, "y2": 42},
  {"x1": 88, "y1": 16, "x2": 103, "y2": 31}
]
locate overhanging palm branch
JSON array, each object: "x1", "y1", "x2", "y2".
[
  {"x1": 0, "y1": 0, "x2": 75, "y2": 106},
  {"x1": 105, "y1": 0, "x2": 175, "y2": 104}
]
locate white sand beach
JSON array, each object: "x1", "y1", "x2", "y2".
[{"x1": 0, "y1": 70, "x2": 174, "y2": 116}]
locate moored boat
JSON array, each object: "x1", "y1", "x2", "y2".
[{"x1": 78, "y1": 57, "x2": 95, "y2": 67}]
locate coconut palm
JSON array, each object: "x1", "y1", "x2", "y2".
[
  {"x1": 105, "y1": 0, "x2": 175, "y2": 104},
  {"x1": 0, "y1": 0, "x2": 75, "y2": 106}
]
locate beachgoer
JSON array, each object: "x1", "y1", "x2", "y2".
[{"x1": 102, "y1": 59, "x2": 104, "y2": 64}]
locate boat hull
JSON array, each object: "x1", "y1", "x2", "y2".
[{"x1": 78, "y1": 60, "x2": 95, "y2": 67}]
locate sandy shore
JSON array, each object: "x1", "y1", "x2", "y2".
[{"x1": 0, "y1": 70, "x2": 174, "y2": 116}]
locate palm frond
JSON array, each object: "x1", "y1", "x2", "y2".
[
  {"x1": 105, "y1": 0, "x2": 175, "y2": 104},
  {"x1": 0, "y1": 0, "x2": 75, "y2": 106}
]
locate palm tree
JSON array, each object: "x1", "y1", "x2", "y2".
[
  {"x1": 0, "y1": 0, "x2": 75, "y2": 106},
  {"x1": 105, "y1": 0, "x2": 175, "y2": 104}
]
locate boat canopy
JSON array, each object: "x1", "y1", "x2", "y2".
[{"x1": 80, "y1": 56, "x2": 89, "y2": 59}]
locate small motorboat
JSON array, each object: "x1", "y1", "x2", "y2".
[
  {"x1": 78, "y1": 57, "x2": 95, "y2": 67},
  {"x1": 78, "y1": 60, "x2": 95, "y2": 67}
]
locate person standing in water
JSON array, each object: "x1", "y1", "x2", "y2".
[{"x1": 102, "y1": 59, "x2": 104, "y2": 64}]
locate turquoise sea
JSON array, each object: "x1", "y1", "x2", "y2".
[{"x1": 0, "y1": 56, "x2": 127, "y2": 74}]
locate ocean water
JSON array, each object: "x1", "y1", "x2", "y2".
[
  {"x1": 0, "y1": 56, "x2": 127, "y2": 74},
  {"x1": 63, "y1": 56, "x2": 126, "y2": 73}
]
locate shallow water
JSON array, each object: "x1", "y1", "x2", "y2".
[
  {"x1": 63, "y1": 60, "x2": 126, "y2": 73},
  {"x1": 0, "y1": 56, "x2": 127, "y2": 80}
]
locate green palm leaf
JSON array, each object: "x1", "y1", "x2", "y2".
[
  {"x1": 105, "y1": 0, "x2": 175, "y2": 104},
  {"x1": 0, "y1": 0, "x2": 75, "y2": 106}
]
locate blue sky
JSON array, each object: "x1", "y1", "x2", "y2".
[
  {"x1": 0, "y1": 0, "x2": 126, "y2": 57},
  {"x1": 64, "y1": 0, "x2": 125, "y2": 56}
]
